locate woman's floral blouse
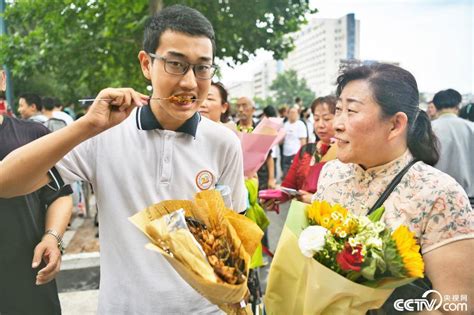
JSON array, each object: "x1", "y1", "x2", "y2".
[{"x1": 313, "y1": 150, "x2": 473, "y2": 254}]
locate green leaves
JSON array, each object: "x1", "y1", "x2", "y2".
[
  {"x1": 382, "y1": 232, "x2": 405, "y2": 278},
  {"x1": 359, "y1": 235, "x2": 407, "y2": 288},
  {"x1": 269, "y1": 70, "x2": 316, "y2": 107},
  {"x1": 360, "y1": 249, "x2": 386, "y2": 281},
  {"x1": 1, "y1": 0, "x2": 147, "y2": 105},
  {"x1": 368, "y1": 206, "x2": 385, "y2": 223}
]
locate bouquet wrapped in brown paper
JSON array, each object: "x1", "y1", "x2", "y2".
[{"x1": 129, "y1": 190, "x2": 263, "y2": 314}]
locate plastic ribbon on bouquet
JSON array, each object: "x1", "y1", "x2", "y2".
[{"x1": 244, "y1": 178, "x2": 270, "y2": 269}]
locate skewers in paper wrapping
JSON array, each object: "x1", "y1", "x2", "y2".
[
  {"x1": 186, "y1": 216, "x2": 246, "y2": 285},
  {"x1": 129, "y1": 190, "x2": 263, "y2": 313},
  {"x1": 145, "y1": 206, "x2": 219, "y2": 284}
]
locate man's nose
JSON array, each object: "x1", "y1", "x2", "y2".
[{"x1": 179, "y1": 66, "x2": 198, "y2": 90}]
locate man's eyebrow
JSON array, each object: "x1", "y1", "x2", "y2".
[
  {"x1": 167, "y1": 51, "x2": 212, "y2": 62},
  {"x1": 197, "y1": 56, "x2": 212, "y2": 62},
  {"x1": 166, "y1": 51, "x2": 186, "y2": 58}
]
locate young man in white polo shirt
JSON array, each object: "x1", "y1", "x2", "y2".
[{"x1": 0, "y1": 5, "x2": 247, "y2": 314}]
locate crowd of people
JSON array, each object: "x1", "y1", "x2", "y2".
[{"x1": 0, "y1": 4, "x2": 473, "y2": 315}]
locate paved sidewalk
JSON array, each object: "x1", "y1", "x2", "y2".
[
  {"x1": 59, "y1": 290, "x2": 98, "y2": 315},
  {"x1": 58, "y1": 218, "x2": 100, "y2": 314},
  {"x1": 57, "y1": 195, "x2": 101, "y2": 315}
]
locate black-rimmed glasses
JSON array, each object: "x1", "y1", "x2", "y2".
[{"x1": 148, "y1": 52, "x2": 217, "y2": 80}]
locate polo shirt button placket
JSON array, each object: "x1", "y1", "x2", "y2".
[{"x1": 160, "y1": 132, "x2": 174, "y2": 183}]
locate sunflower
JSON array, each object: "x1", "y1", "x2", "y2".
[
  {"x1": 307, "y1": 200, "x2": 332, "y2": 225},
  {"x1": 306, "y1": 201, "x2": 357, "y2": 236},
  {"x1": 391, "y1": 225, "x2": 424, "y2": 278}
]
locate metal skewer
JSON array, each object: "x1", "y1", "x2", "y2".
[{"x1": 78, "y1": 98, "x2": 107, "y2": 103}]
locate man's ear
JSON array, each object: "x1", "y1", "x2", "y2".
[
  {"x1": 388, "y1": 112, "x2": 408, "y2": 140},
  {"x1": 138, "y1": 51, "x2": 152, "y2": 80}
]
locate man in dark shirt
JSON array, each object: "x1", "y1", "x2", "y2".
[{"x1": 0, "y1": 70, "x2": 73, "y2": 314}]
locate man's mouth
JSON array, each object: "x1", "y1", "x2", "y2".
[{"x1": 168, "y1": 95, "x2": 198, "y2": 105}]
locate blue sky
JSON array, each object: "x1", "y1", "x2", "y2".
[{"x1": 219, "y1": 0, "x2": 473, "y2": 94}]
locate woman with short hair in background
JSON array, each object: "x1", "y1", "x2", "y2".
[
  {"x1": 262, "y1": 95, "x2": 338, "y2": 208},
  {"x1": 199, "y1": 81, "x2": 236, "y2": 130}
]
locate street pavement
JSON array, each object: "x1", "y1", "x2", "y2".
[{"x1": 57, "y1": 199, "x2": 290, "y2": 314}]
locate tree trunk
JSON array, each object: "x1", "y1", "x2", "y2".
[{"x1": 149, "y1": 0, "x2": 163, "y2": 15}]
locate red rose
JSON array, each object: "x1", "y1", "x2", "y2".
[{"x1": 336, "y1": 243, "x2": 364, "y2": 272}]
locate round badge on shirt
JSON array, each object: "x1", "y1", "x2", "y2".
[{"x1": 195, "y1": 170, "x2": 214, "y2": 190}]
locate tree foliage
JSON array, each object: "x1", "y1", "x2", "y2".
[
  {"x1": 0, "y1": 0, "x2": 315, "y2": 105},
  {"x1": 269, "y1": 69, "x2": 315, "y2": 107},
  {"x1": 253, "y1": 96, "x2": 276, "y2": 109}
]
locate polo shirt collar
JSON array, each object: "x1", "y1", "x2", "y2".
[{"x1": 136, "y1": 104, "x2": 200, "y2": 137}]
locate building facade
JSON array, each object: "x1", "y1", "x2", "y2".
[
  {"x1": 284, "y1": 13, "x2": 360, "y2": 96},
  {"x1": 253, "y1": 59, "x2": 284, "y2": 100},
  {"x1": 226, "y1": 81, "x2": 255, "y2": 100}
]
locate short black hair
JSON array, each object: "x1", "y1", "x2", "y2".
[
  {"x1": 263, "y1": 105, "x2": 277, "y2": 118},
  {"x1": 42, "y1": 97, "x2": 55, "y2": 111},
  {"x1": 19, "y1": 93, "x2": 42, "y2": 111},
  {"x1": 432, "y1": 89, "x2": 462, "y2": 110},
  {"x1": 143, "y1": 5, "x2": 216, "y2": 58},
  {"x1": 54, "y1": 98, "x2": 62, "y2": 109}
]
